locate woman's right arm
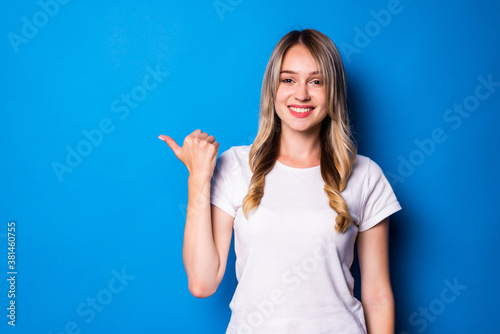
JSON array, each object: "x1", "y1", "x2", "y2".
[{"x1": 159, "y1": 130, "x2": 235, "y2": 298}]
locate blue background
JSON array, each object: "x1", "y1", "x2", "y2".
[{"x1": 1, "y1": 0, "x2": 499, "y2": 333}]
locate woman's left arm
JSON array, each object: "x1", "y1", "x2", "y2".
[{"x1": 357, "y1": 217, "x2": 395, "y2": 334}]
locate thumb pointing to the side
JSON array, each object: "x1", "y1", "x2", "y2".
[{"x1": 159, "y1": 135, "x2": 181, "y2": 158}]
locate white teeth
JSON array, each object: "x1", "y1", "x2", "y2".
[{"x1": 289, "y1": 107, "x2": 314, "y2": 113}]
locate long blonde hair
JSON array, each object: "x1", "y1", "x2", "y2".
[{"x1": 242, "y1": 29, "x2": 357, "y2": 233}]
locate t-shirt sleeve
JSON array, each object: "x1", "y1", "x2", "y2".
[
  {"x1": 210, "y1": 149, "x2": 237, "y2": 218},
  {"x1": 358, "y1": 159, "x2": 402, "y2": 232}
]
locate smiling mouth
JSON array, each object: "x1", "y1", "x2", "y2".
[{"x1": 288, "y1": 106, "x2": 314, "y2": 113}]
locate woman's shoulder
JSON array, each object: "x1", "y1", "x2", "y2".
[
  {"x1": 352, "y1": 154, "x2": 371, "y2": 171},
  {"x1": 225, "y1": 144, "x2": 252, "y2": 155},
  {"x1": 215, "y1": 144, "x2": 253, "y2": 176},
  {"x1": 218, "y1": 144, "x2": 252, "y2": 162},
  {"x1": 350, "y1": 154, "x2": 386, "y2": 182}
]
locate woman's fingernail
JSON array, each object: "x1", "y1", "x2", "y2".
[{"x1": 158, "y1": 135, "x2": 165, "y2": 141}]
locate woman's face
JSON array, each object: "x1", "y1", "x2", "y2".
[{"x1": 274, "y1": 44, "x2": 328, "y2": 135}]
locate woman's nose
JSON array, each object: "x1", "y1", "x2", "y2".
[{"x1": 294, "y1": 82, "x2": 310, "y2": 101}]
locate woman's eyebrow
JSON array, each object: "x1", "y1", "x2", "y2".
[{"x1": 280, "y1": 70, "x2": 320, "y2": 75}]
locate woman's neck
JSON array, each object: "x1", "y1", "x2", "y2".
[{"x1": 277, "y1": 126, "x2": 322, "y2": 168}]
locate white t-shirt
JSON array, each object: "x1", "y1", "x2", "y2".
[{"x1": 210, "y1": 144, "x2": 402, "y2": 334}]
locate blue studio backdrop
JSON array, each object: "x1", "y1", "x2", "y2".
[{"x1": 1, "y1": 1, "x2": 499, "y2": 333}]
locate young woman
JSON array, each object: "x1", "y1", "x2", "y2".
[{"x1": 159, "y1": 29, "x2": 402, "y2": 334}]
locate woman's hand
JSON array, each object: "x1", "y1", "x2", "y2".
[{"x1": 159, "y1": 129, "x2": 219, "y2": 180}]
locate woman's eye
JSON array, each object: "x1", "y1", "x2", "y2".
[
  {"x1": 311, "y1": 80, "x2": 322, "y2": 85},
  {"x1": 282, "y1": 78, "x2": 293, "y2": 83}
]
